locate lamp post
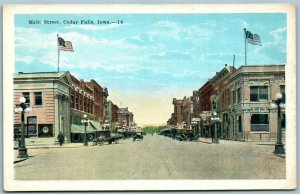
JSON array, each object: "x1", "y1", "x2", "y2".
[
  {"x1": 271, "y1": 93, "x2": 285, "y2": 155},
  {"x1": 211, "y1": 111, "x2": 220, "y2": 144},
  {"x1": 14, "y1": 97, "x2": 31, "y2": 159},
  {"x1": 81, "y1": 114, "x2": 88, "y2": 146}
]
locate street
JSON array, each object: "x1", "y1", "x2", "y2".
[{"x1": 14, "y1": 135, "x2": 285, "y2": 180}]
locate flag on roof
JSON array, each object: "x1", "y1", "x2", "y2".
[
  {"x1": 57, "y1": 35, "x2": 74, "y2": 52},
  {"x1": 245, "y1": 31, "x2": 262, "y2": 46}
]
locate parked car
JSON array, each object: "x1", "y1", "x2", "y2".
[
  {"x1": 92, "y1": 131, "x2": 123, "y2": 146},
  {"x1": 133, "y1": 132, "x2": 144, "y2": 141}
]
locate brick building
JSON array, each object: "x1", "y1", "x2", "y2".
[
  {"x1": 209, "y1": 64, "x2": 235, "y2": 139},
  {"x1": 198, "y1": 81, "x2": 213, "y2": 137}
]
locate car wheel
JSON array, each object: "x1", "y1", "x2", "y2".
[{"x1": 99, "y1": 140, "x2": 104, "y2": 146}]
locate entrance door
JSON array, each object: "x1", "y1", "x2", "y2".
[{"x1": 27, "y1": 116, "x2": 37, "y2": 137}]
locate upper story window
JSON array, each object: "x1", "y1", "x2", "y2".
[
  {"x1": 280, "y1": 85, "x2": 286, "y2": 103},
  {"x1": 231, "y1": 90, "x2": 235, "y2": 104},
  {"x1": 22, "y1": 92, "x2": 30, "y2": 106},
  {"x1": 34, "y1": 92, "x2": 43, "y2": 106},
  {"x1": 250, "y1": 86, "x2": 268, "y2": 102},
  {"x1": 237, "y1": 88, "x2": 241, "y2": 103}
]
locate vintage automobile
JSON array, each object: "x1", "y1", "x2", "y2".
[
  {"x1": 133, "y1": 132, "x2": 144, "y2": 141},
  {"x1": 188, "y1": 134, "x2": 201, "y2": 141},
  {"x1": 92, "y1": 130, "x2": 123, "y2": 146}
]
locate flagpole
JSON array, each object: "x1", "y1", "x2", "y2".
[
  {"x1": 244, "y1": 28, "x2": 247, "y2": 66},
  {"x1": 57, "y1": 34, "x2": 60, "y2": 72}
]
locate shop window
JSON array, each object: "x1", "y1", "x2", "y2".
[
  {"x1": 251, "y1": 114, "x2": 269, "y2": 131},
  {"x1": 34, "y1": 92, "x2": 43, "y2": 106},
  {"x1": 250, "y1": 86, "x2": 268, "y2": 102},
  {"x1": 38, "y1": 124, "x2": 53, "y2": 137},
  {"x1": 14, "y1": 124, "x2": 21, "y2": 141}
]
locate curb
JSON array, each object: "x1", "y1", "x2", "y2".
[{"x1": 14, "y1": 158, "x2": 27, "y2": 164}]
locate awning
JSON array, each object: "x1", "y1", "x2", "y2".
[
  {"x1": 89, "y1": 120, "x2": 103, "y2": 131},
  {"x1": 71, "y1": 124, "x2": 96, "y2": 134}
]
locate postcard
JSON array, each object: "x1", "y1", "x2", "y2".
[{"x1": 3, "y1": 4, "x2": 296, "y2": 191}]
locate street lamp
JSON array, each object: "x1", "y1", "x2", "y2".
[
  {"x1": 81, "y1": 114, "x2": 88, "y2": 146},
  {"x1": 211, "y1": 111, "x2": 220, "y2": 144},
  {"x1": 271, "y1": 93, "x2": 285, "y2": 155},
  {"x1": 14, "y1": 96, "x2": 31, "y2": 158},
  {"x1": 191, "y1": 121, "x2": 197, "y2": 135}
]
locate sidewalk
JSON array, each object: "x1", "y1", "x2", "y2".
[
  {"x1": 14, "y1": 142, "x2": 86, "y2": 163},
  {"x1": 198, "y1": 137, "x2": 277, "y2": 145}
]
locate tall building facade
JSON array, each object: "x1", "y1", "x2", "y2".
[
  {"x1": 13, "y1": 72, "x2": 72, "y2": 143},
  {"x1": 227, "y1": 65, "x2": 285, "y2": 142}
]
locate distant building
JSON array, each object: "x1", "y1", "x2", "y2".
[
  {"x1": 85, "y1": 79, "x2": 108, "y2": 124},
  {"x1": 182, "y1": 96, "x2": 193, "y2": 128},
  {"x1": 117, "y1": 107, "x2": 134, "y2": 129},
  {"x1": 172, "y1": 98, "x2": 183, "y2": 126},
  {"x1": 198, "y1": 81, "x2": 213, "y2": 137},
  {"x1": 13, "y1": 71, "x2": 72, "y2": 144},
  {"x1": 105, "y1": 101, "x2": 119, "y2": 131}
]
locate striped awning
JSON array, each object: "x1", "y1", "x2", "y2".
[
  {"x1": 89, "y1": 120, "x2": 103, "y2": 131},
  {"x1": 71, "y1": 124, "x2": 96, "y2": 134}
]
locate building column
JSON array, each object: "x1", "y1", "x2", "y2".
[{"x1": 54, "y1": 92, "x2": 60, "y2": 144}]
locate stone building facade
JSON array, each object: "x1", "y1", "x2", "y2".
[
  {"x1": 117, "y1": 107, "x2": 134, "y2": 129},
  {"x1": 13, "y1": 72, "x2": 72, "y2": 143},
  {"x1": 227, "y1": 65, "x2": 285, "y2": 142}
]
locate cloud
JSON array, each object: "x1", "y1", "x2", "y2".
[
  {"x1": 77, "y1": 61, "x2": 144, "y2": 73},
  {"x1": 15, "y1": 56, "x2": 34, "y2": 64},
  {"x1": 269, "y1": 27, "x2": 286, "y2": 44},
  {"x1": 149, "y1": 51, "x2": 190, "y2": 60}
]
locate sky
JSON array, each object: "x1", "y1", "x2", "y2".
[{"x1": 14, "y1": 13, "x2": 287, "y2": 126}]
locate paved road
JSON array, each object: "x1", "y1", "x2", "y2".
[{"x1": 14, "y1": 135, "x2": 285, "y2": 180}]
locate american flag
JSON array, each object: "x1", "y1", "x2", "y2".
[
  {"x1": 246, "y1": 31, "x2": 262, "y2": 46},
  {"x1": 57, "y1": 35, "x2": 74, "y2": 52}
]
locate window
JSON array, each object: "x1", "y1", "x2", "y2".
[
  {"x1": 71, "y1": 116, "x2": 82, "y2": 125},
  {"x1": 280, "y1": 85, "x2": 286, "y2": 103},
  {"x1": 34, "y1": 92, "x2": 42, "y2": 106},
  {"x1": 22, "y1": 92, "x2": 30, "y2": 106},
  {"x1": 27, "y1": 116, "x2": 37, "y2": 137},
  {"x1": 237, "y1": 88, "x2": 241, "y2": 103},
  {"x1": 250, "y1": 86, "x2": 268, "y2": 102},
  {"x1": 251, "y1": 114, "x2": 269, "y2": 131},
  {"x1": 238, "y1": 115, "x2": 242, "y2": 132},
  {"x1": 38, "y1": 124, "x2": 53, "y2": 137},
  {"x1": 231, "y1": 90, "x2": 235, "y2": 104}
]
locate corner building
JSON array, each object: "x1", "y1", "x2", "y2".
[
  {"x1": 227, "y1": 65, "x2": 285, "y2": 142},
  {"x1": 13, "y1": 72, "x2": 72, "y2": 144}
]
